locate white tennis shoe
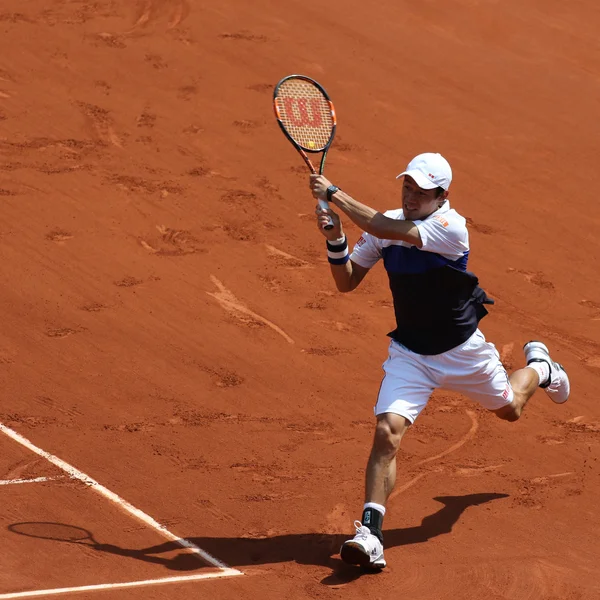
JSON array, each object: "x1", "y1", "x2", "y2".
[
  {"x1": 340, "y1": 521, "x2": 386, "y2": 569},
  {"x1": 523, "y1": 341, "x2": 570, "y2": 404}
]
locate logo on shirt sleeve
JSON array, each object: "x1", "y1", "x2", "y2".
[
  {"x1": 433, "y1": 215, "x2": 449, "y2": 227},
  {"x1": 356, "y1": 236, "x2": 366, "y2": 247}
]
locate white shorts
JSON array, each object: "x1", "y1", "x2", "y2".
[{"x1": 375, "y1": 329, "x2": 513, "y2": 423}]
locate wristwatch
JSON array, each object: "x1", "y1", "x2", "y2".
[{"x1": 326, "y1": 185, "x2": 340, "y2": 202}]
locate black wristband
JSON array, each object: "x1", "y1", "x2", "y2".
[
  {"x1": 326, "y1": 235, "x2": 348, "y2": 252},
  {"x1": 326, "y1": 185, "x2": 340, "y2": 202}
]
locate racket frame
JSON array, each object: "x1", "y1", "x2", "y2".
[{"x1": 273, "y1": 74, "x2": 338, "y2": 229}]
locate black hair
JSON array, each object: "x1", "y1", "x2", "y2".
[{"x1": 434, "y1": 186, "x2": 446, "y2": 198}]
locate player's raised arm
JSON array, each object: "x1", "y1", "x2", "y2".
[
  {"x1": 315, "y1": 204, "x2": 370, "y2": 293},
  {"x1": 310, "y1": 175, "x2": 423, "y2": 247}
]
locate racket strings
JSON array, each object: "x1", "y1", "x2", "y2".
[{"x1": 275, "y1": 79, "x2": 333, "y2": 150}]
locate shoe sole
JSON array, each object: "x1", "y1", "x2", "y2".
[
  {"x1": 551, "y1": 362, "x2": 569, "y2": 403},
  {"x1": 340, "y1": 542, "x2": 386, "y2": 569}
]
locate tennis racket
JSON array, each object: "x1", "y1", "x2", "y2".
[{"x1": 273, "y1": 74, "x2": 337, "y2": 230}]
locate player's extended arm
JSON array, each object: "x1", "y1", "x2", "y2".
[
  {"x1": 330, "y1": 259, "x2": 370, "y2": 293},
  {"x1": 330, "y1": 189, "x2": 422, "y2": 247},
  {"x1": 309, "y1": 174, "x2": 422, "y2": 247}
]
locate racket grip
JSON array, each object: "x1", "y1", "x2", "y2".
[{"x1": 318, "y1": 199, "x2": 334, "y2": 230}]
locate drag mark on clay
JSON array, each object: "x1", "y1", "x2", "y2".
[
  {"x1": 140, "y1": 225, "x2": 202, "y2": 256},
  {"x1": 77, "y1": 102, "x2": 122, "y2": 148},
  {"x1": 506, "y1": 268, "x2": 555, "y2": 290},
  {"x1": 207, "y1": 275, "x2": 294, "y2": 344},
  {"x1": 218, "y1": 31, "x2": 268, "y2": 42},
  {"x1": 3, "y1": 457, "x2": 46, "y2": 481},
  {"x1": 389, "y1": 410, "x2": 480, "y2": 501},
  {"x1": 45, "y1": 229, "x2": 73, "y2": 243},
  {"x1": 264, "y1": 245, "x2": 312, "y2": 269},
  {"x1": 499, "y1": 342, "x2": 515, "y2": 370},
  {"x1": 454, "y1": 464, "x2": 503, "y2": 477},
  {"x1": 126, "y1": 0, "x2": 190, "y2": 33},
  {"x1": 0, "y1": 476, "x2": 65, "y2": 486},
  {"x1": 45, "y1": 327, "x2": 82, "y2": 338}
]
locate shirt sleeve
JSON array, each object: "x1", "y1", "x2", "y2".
[
  {"x1": 416, "y1": 214, "x2": 469, "y2": 260},
  {"x1": 349, "y1": 231, "x2": 382, "y2": 268}
]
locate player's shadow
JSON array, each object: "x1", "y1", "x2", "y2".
[{"x1": 8, "y1": 493, "x2": 507, "y2": 584}]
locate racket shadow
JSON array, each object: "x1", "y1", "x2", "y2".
[
  {"x1": 7, "y1": 493, "x2": 508, "y2": 577},
  {"x1": 7, "y1": 521, "x2": 205, "y2": 571}
]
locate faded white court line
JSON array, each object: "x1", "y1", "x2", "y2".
[
  {"x1": 415, "y1": 409, "x2": 479, "y2": 466},
  {"x1": 0, "y1": 476, "x2": 64, "y2": 486},
  {"x1": 0, "y1": 422, "x2": 243, "y2": 585},
  {"x1": 0, "y1": 571, "x2": 241, "y2": 599},
  {"x1": 389, "y1": 409, "x2": 480, "y2": 501}
]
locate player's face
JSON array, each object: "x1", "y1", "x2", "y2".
[{"x1": 401, "y1": 176, "x2": 445, "y2": 220}]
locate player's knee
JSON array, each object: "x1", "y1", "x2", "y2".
[{"x1": 372, "y1": 417, "x2": 407, "y2": 457}]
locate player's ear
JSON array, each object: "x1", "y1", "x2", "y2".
[{"x1": 438, "y1": 189, "x2": 449, "y2": 206}]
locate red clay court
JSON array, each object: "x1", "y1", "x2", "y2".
[{"x1": 1, "y1": 0, "x2": 599, "y2": 598}]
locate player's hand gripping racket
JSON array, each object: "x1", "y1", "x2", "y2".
[{"x1": 273, "y1": 75, "x2": 337, "y2": 230}]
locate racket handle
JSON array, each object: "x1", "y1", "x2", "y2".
[{"x1": 318, "y1": 199, "x2": 334, "y2": 230}]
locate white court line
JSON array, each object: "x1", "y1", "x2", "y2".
[
  {"x1": 0, "y1": 476, "x2": 64, "y2": 486},
  {"x1": 0, "y1": 422, "x2": 243, "y2": 577},
  {"x1": 0, "y1": 571, "x2": 240, "y2": 599}
]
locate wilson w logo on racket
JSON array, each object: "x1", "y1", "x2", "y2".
[
  {"x1": 281, "y1": 97, "x2": 326, "y2": 128},
  {"x1": 273, "y1": 74, "x2": 337, "y2": 229}
]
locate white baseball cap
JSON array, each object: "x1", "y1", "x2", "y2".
[{"x1": 396, "y1": 152, "x2": 452, "y2": 191}]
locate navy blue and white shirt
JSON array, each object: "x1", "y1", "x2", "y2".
[
  {"x1": 350, "y1": 202, "x2": 491, "y2": 355},
  {"x1": 350, "y1": 202, "x2": 469, "y2": 273}
]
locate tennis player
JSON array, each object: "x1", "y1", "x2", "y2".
[{"x1": 309, "y1": 152, "x2": 570, "y2": 569}]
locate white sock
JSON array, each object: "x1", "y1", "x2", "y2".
[
  {"x1": 363, "y1": 502, "x2": 386, "y2": 516},
  {"x1": 527, "y1": 361, "x2": 550, "y2": 386}
]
